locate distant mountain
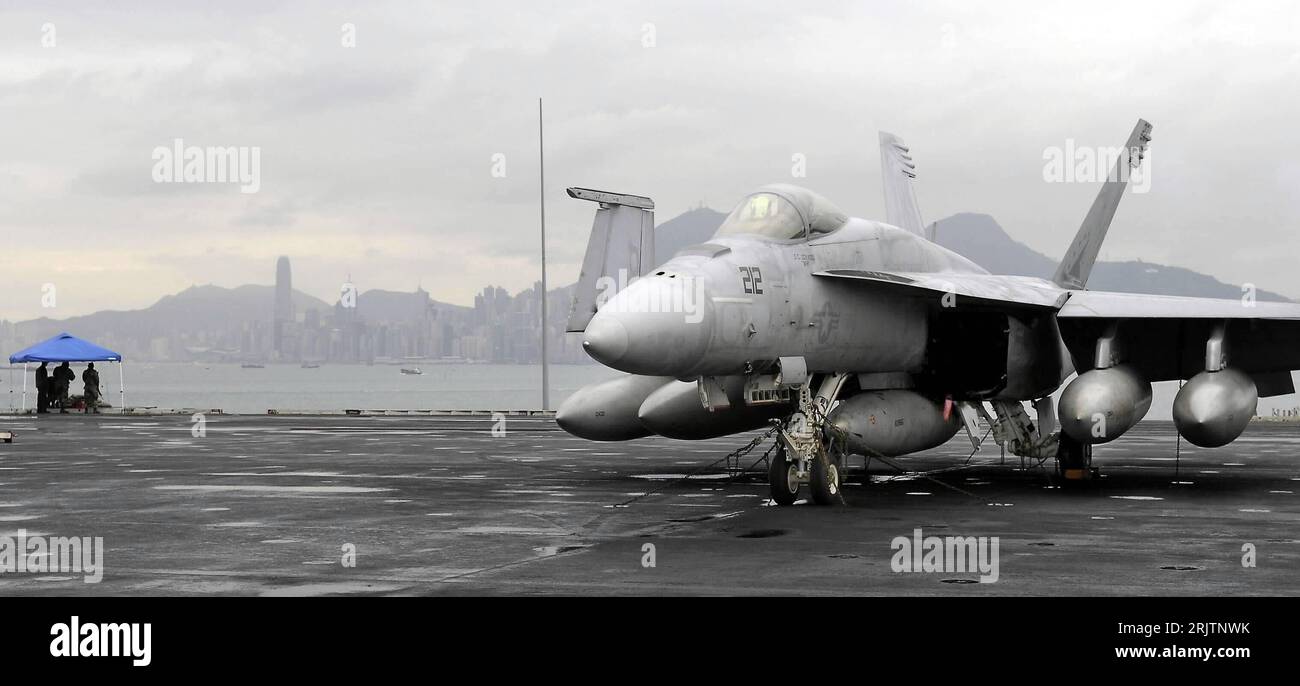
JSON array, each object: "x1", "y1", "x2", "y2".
[
  {"x1": 1087, "y1": 261, "x2": 1291, "y2": 301},
  {"x1": 931, "y1": 213, "x2": 1292, "y2": 301},
  {"x1": 11, "y1": 286, "x2": 484, "y2": 344},
  {"x1": 654, "y1": 207, "x2": 726, "y2": 265},
  {"x1": 929, "y1": 214, "x2": 1056, "y2": 277},
  {"x1": 13, "y1": 285, "x2": 333, "y2": 343},
  {"x1": 353, "y1": 288, "x2": 470, "y2": 323}
]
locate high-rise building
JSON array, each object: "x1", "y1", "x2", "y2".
[{"x1": 273, "y1": 256, "x2": 293, "y2": 358}]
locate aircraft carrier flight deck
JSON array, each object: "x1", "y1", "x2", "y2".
[{"x1": 1, "y1": 414, "x2": 1297, "y2": 596}]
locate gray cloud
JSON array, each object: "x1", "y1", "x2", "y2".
[{"x1": 1, "y1": 0, "x2": 1298, "y2": 321}]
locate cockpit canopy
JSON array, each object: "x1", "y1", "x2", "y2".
[{"x1": 714, "y1": 184, "x2": 848, "y2": 241}]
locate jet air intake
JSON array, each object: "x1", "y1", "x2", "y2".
[
  {"x1": 1058, "y1": 365, "x2": 1152, "y2": 445},
  {"x1": 1172, "y1": 368, "x2": 1257, "y2": 448}
]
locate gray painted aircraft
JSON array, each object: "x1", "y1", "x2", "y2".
[{"x1": 556, "y1": 120, "x2": 1300, "y2": 505}]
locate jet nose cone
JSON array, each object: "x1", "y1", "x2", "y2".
[
  {"x1": 580, "y1": 274, "x2": 713, "y2": 375},
  {"x1": 582, "y1": 316, "x2": 629, "y2": 365}
]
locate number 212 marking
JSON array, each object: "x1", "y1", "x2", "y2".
[{"x1": 739, "y1": 266, "x2": 764, "y2": 295}]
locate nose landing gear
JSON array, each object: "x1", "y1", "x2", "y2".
[{"x1": 768, "y1": 373, "x2": 850, "y2": 506}]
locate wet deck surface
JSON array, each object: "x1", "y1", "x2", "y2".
[{"x1": 1, "y1": 414, "x2": 1297, "y2": 595}]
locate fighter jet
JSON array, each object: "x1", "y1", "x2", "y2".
[{"x1": 556, "y1": 120, "x2": 1300, "y2": 506}]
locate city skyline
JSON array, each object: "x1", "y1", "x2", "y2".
[
  {"x1": 6, "y1": 201, "x2": 1290, "y2": 367},
  {"x1": 0, "y1": 254, "x2": 586, "y2": 366}
]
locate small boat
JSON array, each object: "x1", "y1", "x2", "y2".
[
  {"x1": 301, "y1": 363, "x2": 321, "y2": 369},
  {"x1": 241, "y1": 363, "x2": 265, "y2": 369},
  {"x1": 400, "y1": 367, "x2": 423, "y2": 376}
]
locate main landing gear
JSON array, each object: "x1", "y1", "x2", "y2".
[{"x1": 768, "y1": 374, "x2": 849, "y2": 506}]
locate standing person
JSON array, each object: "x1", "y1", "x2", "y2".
[
  {"x1": 82, "y1": 363, "x2": 102, "y2": 414},
  {"x1": 34, "y1": 362, "x2": 50, "y2": 414},
  {"x1": 54, "y1": 362, "x2": 73, "y2": 414}
]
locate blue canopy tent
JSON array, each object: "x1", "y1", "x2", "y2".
[{"x1": 8, "y1": 333, "x2": 125, "y2": 413}]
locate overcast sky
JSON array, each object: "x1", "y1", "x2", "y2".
[{"x1": 2, "y1": 0, "x2": 1298, "y2": 321}]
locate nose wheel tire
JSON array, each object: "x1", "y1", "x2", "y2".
[
  {"x1": 809, "y1": 451, "x2": 842, "y2": 506},
  {"x1": 768, "y1": 447, "x2": 800, "y2": 506}
]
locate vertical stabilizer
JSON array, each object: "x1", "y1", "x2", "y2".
[
  {"x1": 1052, "y1": 119, "x2": 1153, "y2": 289},
  {"x1": 879, "y1": 132, "x2": 926, "y2": 237},
  {"x1": 564, "y1": 188, "x2": 655, "y2": 333}
]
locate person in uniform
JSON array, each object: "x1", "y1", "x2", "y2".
[
  {"x1": 34, "y1": 362, "x2": 50, "y2": 414},
  {"x1": 54, "y1": 362, "x2": 74, "y2": 413},
  {"x1": 82, "y1": 363, "x2": 102, "y2": 414}
]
